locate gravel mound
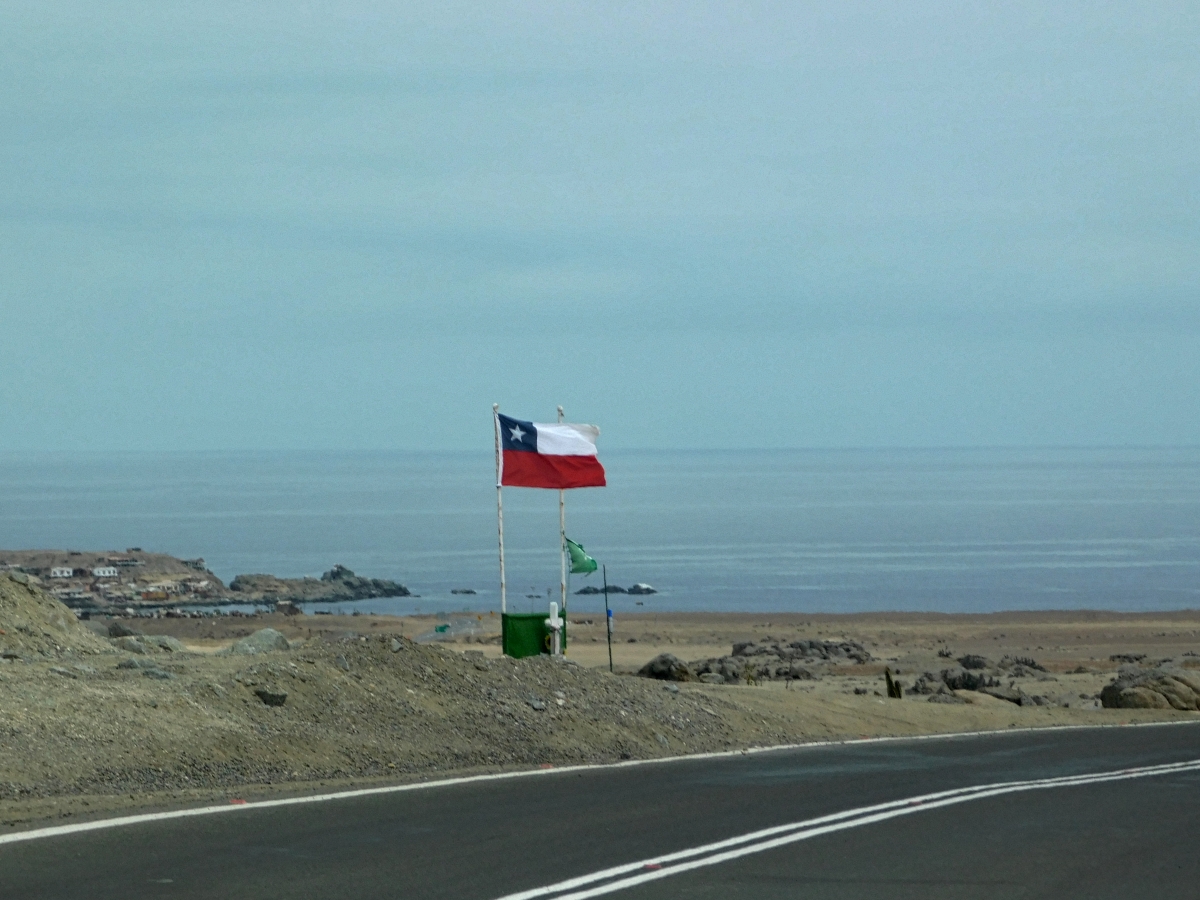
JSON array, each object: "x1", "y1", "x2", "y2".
[
  {"x1": 0, "y1": 574, "x2": 111, "y2": 660},
  {"x1": 0, "y1": 632, "x2": 750, "y2": 810}
]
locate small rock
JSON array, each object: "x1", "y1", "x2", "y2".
[
  {"x1": 529, "y1": 697, "x2": 546, "y2": 711},
  {"x1": 49, "y1": 666, "x2": 77, "y2": 679},
  {"x1": 698, "y1": 673, "x2": 725, "y2": 684},
  {"x1": 390, "y1": 639, "x2": 402, "y2": 652},
  {"x1": 664, "y1": 683, "x2": 680, "y2": 694},
  {"x1": 335, "y1": 655, "x2": 351, "y2": 671},
  {"x1": 254, "y1": 687, "x2": 288, "y2": 707},
  {"x1": 108, "y1": 621, "x2": 142, "y2": 638},
  {"x1": 142, "y1": 668, "x2": 174, "y2": 680}
]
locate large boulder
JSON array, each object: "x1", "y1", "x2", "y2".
[
  {"x1": 912, "y1": 668, "x2": 1001, "y2": 695},
  {"x1": 226, "y1": 628, "x2": 291, "y2": 656},
  {"x1": 939, "y1": 667, "x2": 1000, "y2": 691},
  {"x1": 691, "y1": 637, "x2": 869, "y2": 685},
  {"x1": 1101, "y1": 667, "x2": 1200, "y2": 710},
  {"x1": 143, "y1": 634, "x2": 187, "y2": 653},
  {"x1": 730, "y1": 639, "x2": 872, "y2": 665},
  {"x1": 911, "y1": 673, "x2": 947, "y2": 695},
  {"x1": 638, "y1": 653, "x2": 694, "y2": 682}
]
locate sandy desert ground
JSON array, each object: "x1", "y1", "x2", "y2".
[{"x1": 3, "y1": 575, "x2": 1198, "y2": 832}]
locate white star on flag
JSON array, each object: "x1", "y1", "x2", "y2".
[{"x1": 509, "y1": 425, "x2": 525, "y2": 442}]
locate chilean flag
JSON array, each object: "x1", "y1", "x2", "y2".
[{"x1": 497, "y1": 413, "x2": 606, "y2": 489}]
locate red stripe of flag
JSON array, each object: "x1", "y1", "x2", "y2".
[{"x1": 501, "y1": 451, "x2": 606, "y2": 489}]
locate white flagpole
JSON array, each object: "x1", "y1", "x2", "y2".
[
  {"x1": 493, "y1": 404, "x2": 506, "y2": 615},
  {"x1": 557, "y1": 405, "x2": 566, "y2": 626}
]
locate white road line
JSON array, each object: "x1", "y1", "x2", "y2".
[
  {"x1": 494, "y1": 758, "x2": 1200, "y2": 900},
  {"x1": 0, "y1": 719, "x2": 1195, "y2": 847}
]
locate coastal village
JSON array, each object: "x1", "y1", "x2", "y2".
[
  {"x1": 0, "y1": 549, "x2": 221, "y2": 607},
  {"x1": 0, "y1": 550, "x2": 411, "y2": 612}
]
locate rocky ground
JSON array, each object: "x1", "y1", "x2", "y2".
[{"x1": 2, "y1": 574, "x2": 1197, "y2": 833}]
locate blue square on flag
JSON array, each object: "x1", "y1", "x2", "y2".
[{"x1": 498, "y1": 414, "x2": 538, "y2": 452}]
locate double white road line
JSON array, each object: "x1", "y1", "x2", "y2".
[{"x1": 495, "y1": 757, "x2": 1200, "y2": 900}]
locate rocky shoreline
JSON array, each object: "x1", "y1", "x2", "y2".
[{"x1": 227, "y1": 565, "x2": 410, "y2": 604}]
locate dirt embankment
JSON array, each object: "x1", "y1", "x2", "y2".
[
  {"x1": 1, "y1": 575, "x2": 1197, "y2": 832},
  {"x1": 0, "y1": 573, "x2": 112, "y2": 658}
]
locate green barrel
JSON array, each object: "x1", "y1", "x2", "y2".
[{"x1": 501, "y1": 612, "x2": 567, "y2": 659}]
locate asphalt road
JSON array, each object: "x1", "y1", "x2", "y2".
[{"x1": 3, "y1": 723, "x2": 1199, "y2": 900}]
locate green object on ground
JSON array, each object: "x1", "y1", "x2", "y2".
[
  {"x1": 501, "y1": 612, "x2": 568, "y2": 659},
  {"x1": 566, "y1": 538, "x2": 597, "y2": 574}
]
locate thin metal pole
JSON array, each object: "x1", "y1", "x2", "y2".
[
  {"x1": 494, "y1": 404, "x2": 506, "y2": 615},
  {"x1": 604, "y1": 564, "x2": 613, "y2": 673},
  {"x1": 557, "y1": 405, "x2": 566, "y2": 623}
]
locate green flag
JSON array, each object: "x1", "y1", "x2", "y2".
[{"x1": 566, "y1": 537, "x2": 598, "y2": 574}]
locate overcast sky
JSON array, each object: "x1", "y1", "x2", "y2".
[{"x1": 2, "y1": 2, "x2": 1196, "y2": 452}]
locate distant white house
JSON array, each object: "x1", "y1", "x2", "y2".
[
  {"x1": 92, "y1": 567, "x2": 119, "y2": 578},
  {"x1": 50, "y1": 567, "x2": 74, "y2": 579}
]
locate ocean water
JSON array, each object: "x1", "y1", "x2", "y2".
[{"x1": 0, "y1": 448, "x2": 1197, "y2": 615}]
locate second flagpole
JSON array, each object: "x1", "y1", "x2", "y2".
[{"x1": 557, "y1": 405, "x2": 567, "y2": 629}]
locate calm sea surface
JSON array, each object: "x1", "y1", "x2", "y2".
[{"x1": 0, "y1": 449, "x2": 1197, "y2": 615}]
